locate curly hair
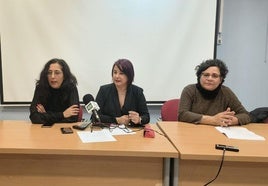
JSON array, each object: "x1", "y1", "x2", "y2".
[
  {"x1": 195, "y1": 59, "x2": 229, "y2": 83},
  {"x1": 36, "y1": 58, "x2": 77, "y2": 103}
]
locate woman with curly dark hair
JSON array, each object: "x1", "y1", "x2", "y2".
[
  {"x1": 178, "y1": 59, "x2": 251, "y2": 126},
  {"x1": 30, "y1": 58, "x2": 80, "y2": 125}
]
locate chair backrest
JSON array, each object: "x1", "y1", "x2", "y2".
[
  {"x1": 264, "y1": 117, "x2": 268, "y2": 123},
  {"x1": 161, "y1": 99, "x2": 180, "y2": 121}
]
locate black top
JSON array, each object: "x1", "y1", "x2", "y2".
[
  {"x1": 95, "y1": 83, "x2": 150, "y2": 125},
  {"x1": 29, "y1": 85, "x2": 80, "y2": 124}
]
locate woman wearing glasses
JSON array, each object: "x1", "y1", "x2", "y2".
[
  {"x1": 30, "y1": 58, "x2": 80, "y2": 125},
  {"x1": 95, "y1": 58, "x2": 150, "y2": 126},
  {"x1": 178, "y1": 59, "x2": 251, "y2": 126}
]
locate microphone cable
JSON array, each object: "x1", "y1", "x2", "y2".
[{"x1": 203, "y1": 148, "x2": 226, "y2": 186}]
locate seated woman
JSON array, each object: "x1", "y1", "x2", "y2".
[
  {"x1": 95, "y1": 59, "x2": 150, "y2": 126},
  {"x1": 178, "y1": 59, "x2": 251, "y2": 126},
  {"x1": 29, "y1": 58, "x2": 80, "y2": 125}
]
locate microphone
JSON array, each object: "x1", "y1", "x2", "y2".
[
  {"x1": 83, "y1": 94, "x2": 94, "y2": 105},
  {"x1": 83, "y1": 94, "x2": 101, "y2": 123}
]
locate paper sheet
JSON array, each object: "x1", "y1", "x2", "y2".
[
  {"x1": 215, "y1": 126, "x2": 265, "y2": 140},
  {"x1": 77, "y1": 130, "x2": 116, "y2": 143}
]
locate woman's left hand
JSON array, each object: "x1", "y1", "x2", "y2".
[
  {"x1": 128, "y1": 111, "x2": 141, "y2": 124},
  {"x1": 63, "y1": 105, "x2": 80, "y2": 118},
  {"x1": 219, "y1": 107, "x2": 238, "y2": 126},
  {"x1": 36, "y1": 104, "x2": 46, "y2": 113}
]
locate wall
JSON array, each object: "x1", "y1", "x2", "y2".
[{"x1": 217, "y1": 0, "x2": 268, "y2": 111}]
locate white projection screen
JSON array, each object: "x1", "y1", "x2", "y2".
[{"x1": 0, "y1": 0, "x2": 218, "y2": 105}]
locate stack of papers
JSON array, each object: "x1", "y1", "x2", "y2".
[{"x1": 215, "y1": 126, "x2": 265, "y2": 140}]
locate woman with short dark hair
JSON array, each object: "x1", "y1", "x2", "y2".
[
  {"x1": 95, "y1": 59, "x2": 150, "y2": 126},
  {"x1": 178, "y1": 59, "x2": 251, "y2": 126}
]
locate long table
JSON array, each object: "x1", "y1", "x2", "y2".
[
  {"x1": 0, "y1": 120, "x2": 178, "y2": 186},
  {"x1": 157, "y1": 121, "x2": 268, "y2": 186}
]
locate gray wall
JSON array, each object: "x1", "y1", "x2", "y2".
[
  {"x1": 1, "y1": 0, "x2": 267, "y2": 121},
  {"x1": 217, "y1": 0, "x2": 268, "y2": 111}
]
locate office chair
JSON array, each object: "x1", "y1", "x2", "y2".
[{"x1": 160, "y1": 99, "x2": 180, "y2": 121}]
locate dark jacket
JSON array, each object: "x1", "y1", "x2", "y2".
[
  {"x1": 250, "y1": 107, "x2": 268, "y2": 123},
  {"x1": 95, "y1": 83, "x2": 150, "y2": 125}
]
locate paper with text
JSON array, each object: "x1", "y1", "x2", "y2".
[
  {"x1": 77, "y1": 130, "x2": 116, "y2": 143},
  {"x1": 215, "y1": 126, "x2": 265, "y2": 140}
]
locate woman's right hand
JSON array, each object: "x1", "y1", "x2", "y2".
[
  {"x1": 214, "y1": 107, "x2": 237, "y2": 126},
  {"x1": 116, "y1": 115, "x2": 130, "y2": 125}
]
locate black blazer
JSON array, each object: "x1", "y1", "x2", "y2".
[{"x1": 95, "y1": 83, "x2": 150, "y2": 125}]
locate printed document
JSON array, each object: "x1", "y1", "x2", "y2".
[
  {"x1": 77, "y1": 130, "x2": 116, "y2": 143},
  {"x1": 215, "y1": 126, "x2": 265, "y2": 140}
]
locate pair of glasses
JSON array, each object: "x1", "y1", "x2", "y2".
[
  {"x1": 201, "y1": 73, "x2": 221, "y2": 79},
  {"x1": 109, "y1": 124, "x2": 132, "y2": 133},
  {"x1": 47, "y1": 71, "x2": 63, "y2": 77}
]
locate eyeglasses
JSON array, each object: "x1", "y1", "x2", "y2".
[
  {"x1": 47, "y1": 70, "x2": 63, "y2": 77},
  {"x1": 109, "y1": 124, "x2": 132, "y2": 133},
  {"x1": 201, "y1": 73, "x2": 221, "y2": 79}
]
